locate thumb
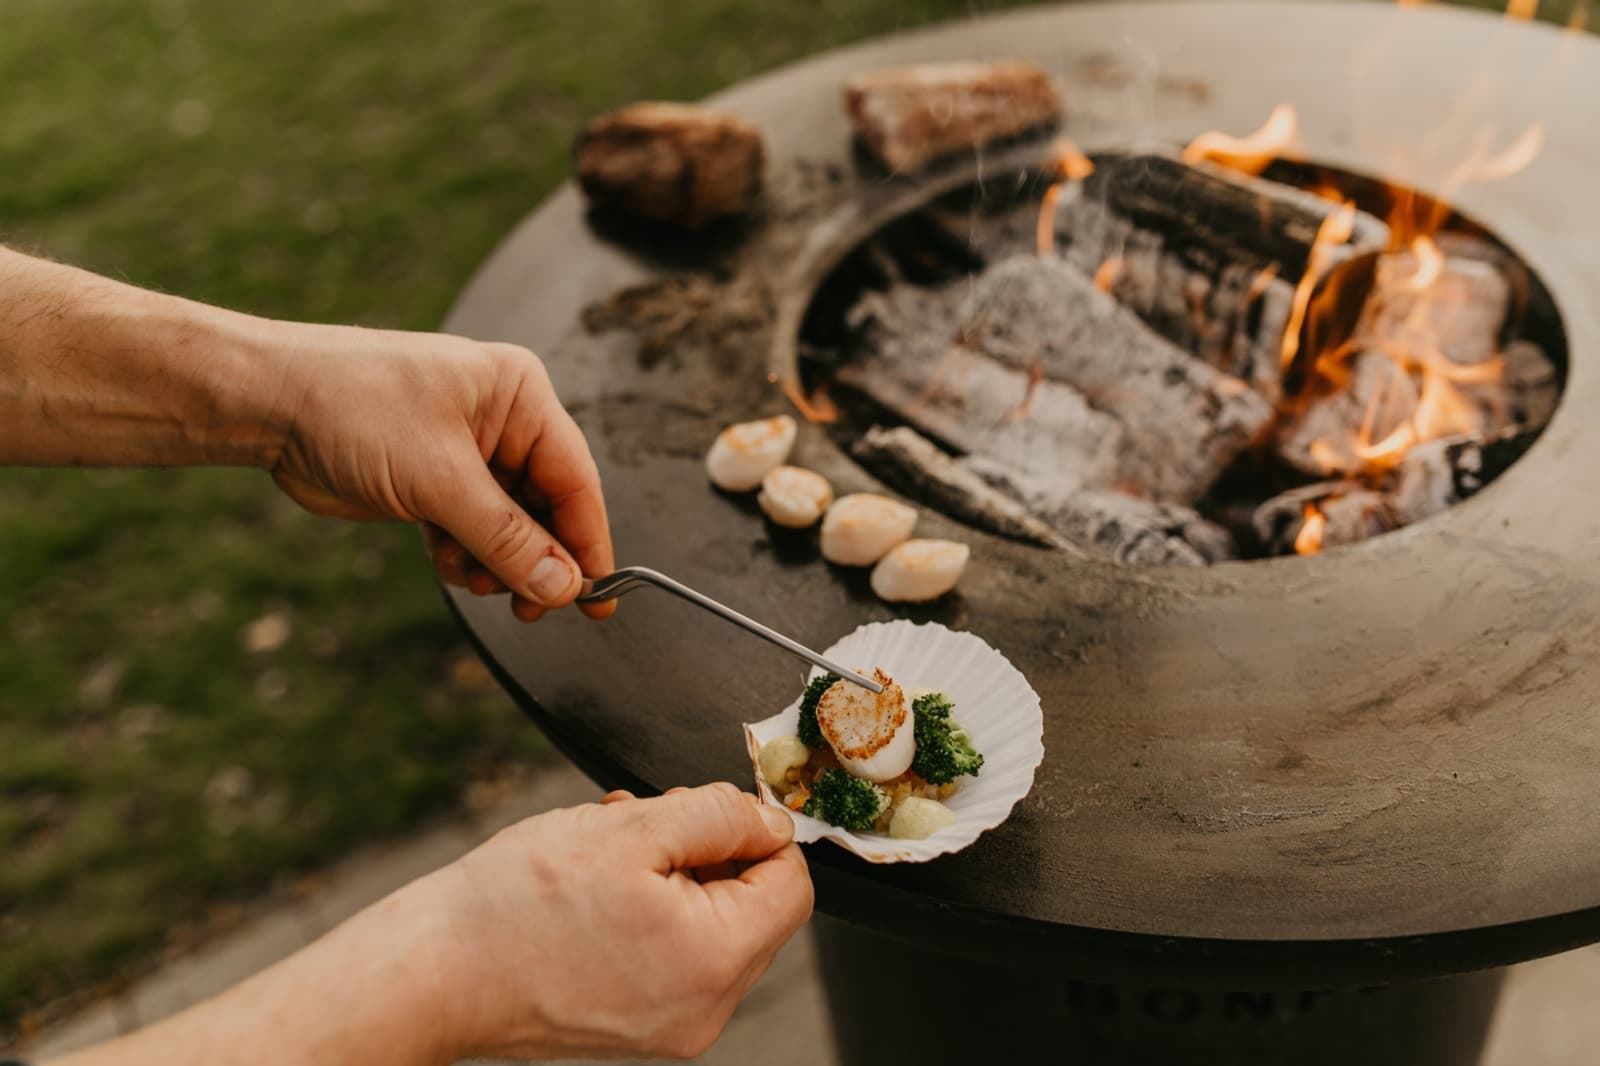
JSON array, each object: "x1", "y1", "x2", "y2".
[
  {"x1": 635, "y1": 783, "x2": 794, "y2": 873},
  {"x1": 427, "y1": 457, "x2": 581, "y2": 608}
]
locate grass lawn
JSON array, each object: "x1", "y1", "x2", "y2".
[{"x1": 0, "y1": 0, "x2": 1592, "y2": 1039}]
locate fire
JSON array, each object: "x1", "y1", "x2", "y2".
[
  {"x1": 1294, "y1": 502, "x2": 1327, "y2": 555},
  {"x1": 1094, "y1": 258, "x2": 1123, "y2": 293},
  {"x1": 1036, "y1": 138, "x2": 1095, "y2": 256},
  {"x1": 1182, "y1": 103, "x2": 1300, "y2": 175},
  {"x1": 1504, "y1": 0, "x2": 1537, "y2": 19},
  {"x1": 1405, "y1": 235, "x2": 1443, "y2": 291},
  {"x1": 1279, "y1": 201, "x2": 1357, "y2": 372},
  {"x1": 781, "y1": 377, "x2": 839, "y2": 423}
]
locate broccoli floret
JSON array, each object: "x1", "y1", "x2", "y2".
[
  {"x1": 796, "y1": 673, "x2": 838, "y2": 748},
  {"x1": 802, "y1": 768, "x2": 889, "y2": 830},
  {"x1": 911, "y1": 692, "x2": 984, "y2": 784}
]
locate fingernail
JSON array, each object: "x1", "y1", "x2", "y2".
[
  {"x1": 529, "y1": 556, "x2": 576, "y2": 605},
  {"x1": 759, "y1": 804, "x2": 793, "y2": 836}
]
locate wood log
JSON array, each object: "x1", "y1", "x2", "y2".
[
  {"x1": 1276, "y1": 351, "x2": 1419, "y2": 477},
  {"x1": 1360, "y1": 250, "x2": 1510, "y2": 367},
  {"x1": 840, "y1": 283, "x2": 1124, "y2": 491},
  {"x1": 940, "y1": 255, "x2": 1274, "y2": 503},
  {"x1": 851, "y1": 426, "x2": 1070, "y2": 550},
  {"x1": 1079, "y1": 153, "x2": 1390, "y2": 277},
  {"x1": 1499, "y1": 339, "x2": 1560, "y2": 430},
  {"x1": 1251, "y1": 481, "x2": 1395, "y2": 556},
  {"x1": 965, "y1": 456, "x2": 1237, "y2": 565},
  {"x1": 1388, "y1": 428, "x2": 1539, "y2": 526},
  {"x1": 574, "y1": 102, "x2": 764, "y2": 229},
  {"x1": 844, "y1": 61, "x2": 1061, "y2": 173},
  {"x1": 1057, "y1": 197, "x2": 1298, "y2": 397}
]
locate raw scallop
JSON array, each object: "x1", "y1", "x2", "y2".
[
  {"x1": 870, "y1": 539, "x2": 970, "y2": 602},
  {"x1": 758, "y1": 466, "x2": 834, "y2": 528},
  {"x1": 820, "y1": 493, "x2": 917, "y2": 566},
  {"x1": 705, "y1": 415, "x2": 797, "y2": 492}
]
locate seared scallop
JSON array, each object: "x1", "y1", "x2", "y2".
[{"x1": 815, "y1": 667, "x2": 914, "y2": 783}]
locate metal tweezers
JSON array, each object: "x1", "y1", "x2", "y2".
[{"x1": 577, "y1": 566, "x2": 883, "y2": 693}]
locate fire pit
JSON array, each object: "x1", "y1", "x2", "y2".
[{"x1": 442, "y1": 3, "x2": 1600, "y2": 1063}]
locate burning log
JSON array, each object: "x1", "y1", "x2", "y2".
[
  {"x1": 936, "y1": 255, "x2": 1274, "y2": 503},
  {"x1": 1500, "y1": 339, "x2": 1560, "y2": 429},
  {"x1": 1387, "y1": 428, "x2": 1539, "y2": 526},
  {"x1": 1056, "y1": 201, "x2": 1298, "y2": 397},
  {"x1": 1362, "y1": 249, "x2": 1510, "y2": 367},
  {"x1": 967, "y1": 457, "x2": 1237, "y2": 565},
  {"x1": 1276, "y1": 351, "x2": 1419, "y2": 477},
  {"x1": 851, "y1": 426, "x2": 1069, "y2": 550},
  {"x1": 1252, "y1": 482, "x2": 1395, "y2": 556},
  {"x1": 1077, "y1": 153, "x2": 1390, "y2": 277},
  {"x1": 840, "y1": 284, "x2": 1125, "y2": 490},
  {"x1": 574, "y1": 102, "x2": 765, "y2": 229},
  {"x1": 844, "y1": 60, "x2": 1062, "y2": 173}
]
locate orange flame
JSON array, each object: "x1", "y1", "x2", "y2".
[
  {"x1": 1279, "y1": 201, "x2": 1358, "y2": 372},
  {"x1": 1294, "y1": 503, "x2": 1327, "y2": 555},
  {"x1": 1182, "y1": 103, "x2": 1300, "y2": 176},
  {"x1": 1037, "y1": 184, "x2": 1064, "y2": 256},
  {"x1": 1035, "y1": 139, "x2": 1095, "y2": 257},
  {"x1": 1406, "y1": 235, "x2": 1444, "y2": 292},
  {"x1": 1094, "y1": 258, "x2": 1123, "y2": 293},
  {"x1": 782, "y1": 378, "x2": 839, "y2": 423},
  {"x1": 1505, "y1": 0, "x2": 1538, "y2": 19}
]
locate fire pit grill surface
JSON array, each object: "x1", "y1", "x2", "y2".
[{"x1": 444, "y1": 0, "x2": 1600, "y2": 986}]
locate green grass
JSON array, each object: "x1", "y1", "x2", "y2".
[{"x1": 0, "y1": 0, "x2": 1593, "y2": 1039}]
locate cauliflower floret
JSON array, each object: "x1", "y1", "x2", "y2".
[
  {"x1": 758, "y1": 735, "x2": 810, "y2": 788},
  {"x1": 889, "y1": 796, "x2": 956, "y2": 840}
]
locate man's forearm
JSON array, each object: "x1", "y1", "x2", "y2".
[
  {"x1": 49, "y1": 875, "x2": 462, "y2": 1066},
  {"x1": 0, "y1": 247, "x2": 294, "y2": 468}
]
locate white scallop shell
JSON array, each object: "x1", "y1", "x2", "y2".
[{"x1": 743, "y1": 620, "x2": 1044, "y2": 863}]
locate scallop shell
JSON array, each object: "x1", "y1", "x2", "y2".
[{"x1": 743, "y1": 620, "x2": 1044, "y2": 863}]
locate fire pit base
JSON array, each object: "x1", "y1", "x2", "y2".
[{"x1": 812, "y1": 915, "x2": 1505, "y2": 1066}]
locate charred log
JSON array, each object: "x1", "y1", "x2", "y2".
[
  {"x1": 844, "y1": 61, "x2": 1062, "y2": 173},
  {"x1": 851, "y1": 426, "x2": 1070, "y2": 550},
  {"x1": 1388, "y1": 428, "x2": 1539, "y2": 526},
  {"x1": 574, "y1": 102, "x2": 765, "y2": 229},
  {"x1": 965, "y1": 457, "x2": 1237, "y2": 565},
  {"x1": 1079, "y1": 153, "x2": 1390, "y2": 277},
  {"x1": 935, "y1": 255, "x2": 1274, "y2": 502},
  {"x1": 840, "y1": 283, "x2": 1124, "y2": 490},
  {"x1": 1252, "y1": 482, "x2": 1396, "y2": 556}
]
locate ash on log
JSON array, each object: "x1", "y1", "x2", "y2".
[
  {"x1": 851, "y1": 426, "x2": 1070, "y2": 550},
  {"x1": 1362, "y1": 250, "x2": 1510, "y2": 366},
  {"x1": 1252, "y1": 482, "x2": 1395, "y2": 556},
  {"x1": 1277, "y1": 351, "x2": 1419, "y2": 477},
  {"x1": 574, "y1": 102, "x2": 765, "y2": 229},
  {"x1": 967, "y1": 455, "x2": 1238, "y2": 565},
  {"x1": 1388, "y1": 428, "x2": 1539, "y2": 526},
  {"x1": 1057, "y1": 196, "x2": 1296, "y2": 394},
  {"x1": 844, "y1": 60, "x2": 1062, "y2": 173},
  {"x1": 840, "y1": 284, "x2": 1125, "y2": 491},
  {"x1": 937, "y1": 255, "x2": 1273, "y2": 502}
]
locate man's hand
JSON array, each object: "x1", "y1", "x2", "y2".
[
  {"x1": 51, "y1": 784, "x2": 814, "y2": 1066},
  {"x1": 0, "y1": 246, "x2": 614, "y2": 621},
  {"x1": 429, "y1": 782, "x2": 813, "y2": 1060},
  {"x1": 260, "y1": 320, "x2": 615, "y2": 621}
]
